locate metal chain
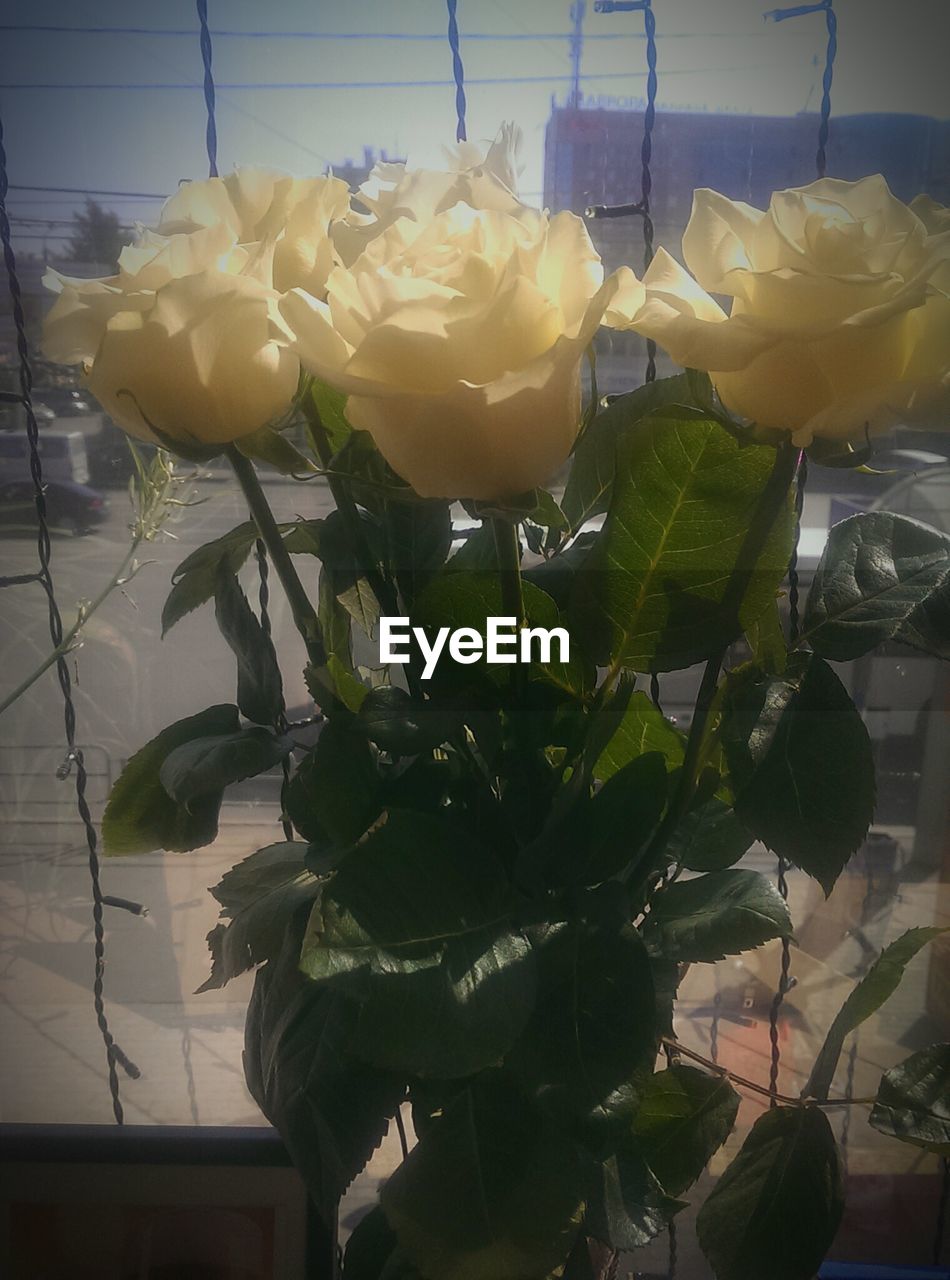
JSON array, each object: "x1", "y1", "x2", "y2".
[
  {"x1": 446, "y1": 0, "x2": 467, "y2": 143},
  {"x1": 195, "y1": 0, "x2": 218, "y2": 176},
  {"x1": 0, "y1": 111, "x2": 138, "y2": 1124}
]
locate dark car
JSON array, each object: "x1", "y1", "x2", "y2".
[{"x1": 0, "y1": 478, "x2": 108, "y2": 536}]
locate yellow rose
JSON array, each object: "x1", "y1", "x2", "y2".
[
  {"x1": 333, "y1": 123, "x2": 526, "y2": 267},
  {"x1": 608, "y1": 176, "x2": 950, "y2": 444},
  {"x1": 43, "y1": 166, "x2": 349, "y2": 445},
  {"x1": 283, "y1": 202, "x2": 622, "y2": 500}
]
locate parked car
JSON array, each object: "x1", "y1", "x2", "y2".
[
  {"x1": 0, "y1": 478, "x2": 108, "y2": 535},
  {"x1": 0, "y1": 424, "x2": 90, "y2": 486}
]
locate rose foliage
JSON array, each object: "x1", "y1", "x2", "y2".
[{"x1": 63, "y1": 135, "x2": 950, "y2": 1280}]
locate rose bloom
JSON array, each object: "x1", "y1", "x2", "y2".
[
  {"x1": 43, "y1": 167, "x2": 349, "y2": 446},
  {"x1": 283, "y1": 201, "x2": 624, "y2": 500},
  {"x1": 608, "y1": 176, "x2": 950, "y2": 444}
]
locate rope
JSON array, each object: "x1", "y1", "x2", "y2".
[
  {"x1": 640, "y1": 0, "x2": 658, "y2": 382},
  {"x1": 0, "y1": 110, "x2": 138, "y2": 1124},
  {"x1": 446, "y1": 0, "x2": 467, "y2": 142},
  {"x1": 196, "y1": 0, "x2": 218, "y2": 176},
  {"x1": 816, "y1": 2, "x2": 837, "y2": 178}
]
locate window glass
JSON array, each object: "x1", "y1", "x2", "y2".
[{"x1": 1, "y1": 1, "x2": 947, "y2": 1268}]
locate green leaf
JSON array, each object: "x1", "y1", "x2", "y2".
[
  {"x1": 358, "y1": 685, "x2": 461, "y2": 755},
  {"x1": 568, "y1": 752, "x2": 669, "y2": 886},
  {"x1": 245, "y1": 914, "x2": 405, "y2": 1226},
  {"x1": 381, "y1": 1075, "x2": 585, "y2": 1280},
  {"x1": 343, "y1": 1207, "x2": 401, "y2": 1280},
  {"x1": 895, "y1": 576, "x2": 950, "y2": 658},
  {"x1": 645, "y1": 869, "x2": 792, "y2": 964},
  {"x1": 158, "y1": 727, "x2": 290, "y2": 807},
  {"x1": 721, "y1": 654, "x2": 875, "y2": 895},
  {"x1": 803, "y1": 512, "x2": 950, "y2": 660},
  {"x1": 310, "y1": 378, "x2": 353, "y2": 454},
  {"x1": 199, "y1": 841, "x2": 323, "y2": 991},
  {"x1": 509, "y1": 918, "x2": 657, "y2": 1134},
  {"x1": 631, "y1": 1064, "x2": 741, "y2": 1196},
  {"x1": 319, "y1": 509, "x2": 384, "y2": 637},
  {"x1": 412, "y1": 571, "x2": 582, "y2": 694},
  {"x1": 869, "y1": 1043, "x2": 950, "y2": 1154},
  {"x1": 593, "y1": 689, "x2": 685, "y2": 782},
  {"x1": 805, "y1": 927, "x2": 947, "y2": 1100},
  {"x1": 572, "y1": 409, "x2": 794, "y2": 672},
  {"x1": 668, "y1": 798, "x2": 754, "y2": 873},
  {"x1": 285, "y1": 718, "x2": 381, "y2": 846},
  {"x1": 214, "y1": 568, "x2": 284, "y2": 725},
  {"x1": 696, "y1": 1106, "x2": 844, "y2": 1280},
  {"x1": 562, "y1": 372, "x2": 701, "y2": 536},
  {"x1": 235, "y1": 424, "x2": 318, "y2": 475},
  {"x1": 299, "y1": 810, "x2": 513, "y2": 984},
  {"x1": 102, "y1": 704, "x2": 239, "y2": 855},
  {"x1": 586, "y1": 1145, "x2": 684, "y2": 1251},
  {"x1": 387, "y1": 498, "x2": 453, "y2": 608},
  {"x1": 162, "y1": 521, "x2": 260, "y2": 635},
  {"x1": 446, "y1": 523, "x2": 499, "y2": 575},
  {"x1": 162, "y1": 519, "x2": 325, "y2": 635},
  {"x1": 346, "y1": 926, "x2": 538, "y2": 1079}
]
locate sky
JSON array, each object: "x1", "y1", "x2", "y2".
[{"x1": 2, "y1": 0, "x2": 948, "y2": 254}]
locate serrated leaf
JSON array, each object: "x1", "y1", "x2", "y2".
[
  {"x1": 508, "y1": 918, "x2": 657, "y2": 1134},
  {"x1": 631, "y1": 1064, "x2": 741, "y2": 1196},
  {"x1": 593, "y1": 689, "x2": 686, "y2": 782},
  {"x1": 562, "y1": 372, "x2": 700, "y2": 536},
  {"x1": 381, "y1": 1075, "x2": 585, "y2": 1280},
  {"x1": 244, "y1": 914, "x2": 405, "y2": 1227},
  {"x1": 159, "y1": 726, "x2": 290, "y2": 807},
  {"x1": 285, "y1": 718, "x2": 381, "y2": 846},
  {"x1": 721, "y1": 654, "x2": 875, "y2": 895},
  {"x1": 162, "y1": 521, "x2": 260, "y2": 635},
  {"x1": 300, "y1": 810, "x2": 513, "y2": 984},
  {"x1": 346, "y1": 925, "x2": 537, "y2": 1079},
  {"x1": 805, "y1": 927, "x2": 947, "y2": 1100},
  {"x1": 586, "y1": 1145, "x2": 684, "y2": 1251},
  {"x1": 199, "y1": 841, "x2": 322, "y2": 991},
  {"x1": 869, "y1": 1043, "x2": 950, "y2": 1154},
  {"x1": 696, "y1": 1106, "x2": 844, "y2": 1280},
  {"x1": 646, "y1": 869, "x2": 792, "y2": 964},
  {"x1": 803, "y1": 512, "x2": 950, "y2": 661},
  {"x1": 102, "y1": 705, "x2": 239, "y2": 855},
  {"x1": 571, "y1": 409, "x2": 794, "y2": 672},
  {"x1": 214, "y1": 567, "x2": 284, "y2": 725},
  {"x1": 669, "y1": 797, "x2": 754, "y2": 872}
]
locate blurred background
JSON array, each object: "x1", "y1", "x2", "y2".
[{"x1": 1, "y1": 2, "x2": 949, "y2": 1276}]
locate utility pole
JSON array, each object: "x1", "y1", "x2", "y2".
[{"x1": 569, "y1": 2, "x2": 585, "y2": 109}]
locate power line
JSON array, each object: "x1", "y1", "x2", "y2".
[
  {"x1": 0, "y1": 25, "x2": 800, "y2": 40},
  {"x1": 0, "y1": 67, "x2": 777, "y2": 91},
  {"x1": 8, "y1": 183, "x2": 166, "y2": 197}
]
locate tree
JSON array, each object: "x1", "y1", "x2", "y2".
[{"x1": 67, "y1": 199, "x2": 125, "y2": 271}]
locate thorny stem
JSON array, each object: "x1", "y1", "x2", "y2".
[
  {"x1": 0, "y1": 536, "x2": 142, "y2": 717},
  {"x1": 662, "y1": 1037, "x2": 876, "y2": 1108}
]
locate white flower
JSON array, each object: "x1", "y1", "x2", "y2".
[
  {"x1": 284, "y1": 199, "x2": 622, "y2": 500},
  {"x1": 607, "y1": 176, "x2": 950, "y2": 444}
]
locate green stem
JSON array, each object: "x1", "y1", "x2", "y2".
[
  {"x1": 491, "y1": 517, "x2": 525, "y2": 628},
  {"x1": 0, "y1": 537, "x2": 141, "y2": 718},
  {"x1": 302, "y1": 398, "x2": 401, "y2": 620},
  {"x1": 226, "y1": 445, "x2": 327, "y2": 671}
]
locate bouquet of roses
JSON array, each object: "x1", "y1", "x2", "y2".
[{"x1": 45, "y1": 128, "x2": 950, "y2": 1280}]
